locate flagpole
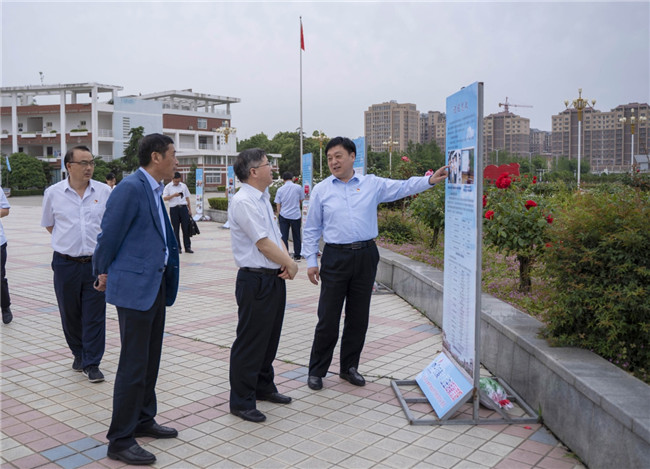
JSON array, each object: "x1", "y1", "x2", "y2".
[{"x1": 299, "y1": 16, "x2": 304, "y2": 183}]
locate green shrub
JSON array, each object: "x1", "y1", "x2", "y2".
[
  {"x1": 378, "y1": 210, "x2": 415, "y2": 244},
  {"x1": 216, "y1": 185, "x2": 226, "y2": 192},
  {"x1": 208, "y1": 197, "x2": 228, "y2": 210},
  {"x1": 10, "y1": 188, "x2": 45, "y2": 196},
  {"x1": 542, "y1": 188, "x2": 650, "y2": 382},
  {"x1": 409, "y1": 184, "x2": 445, "y2": 247}
]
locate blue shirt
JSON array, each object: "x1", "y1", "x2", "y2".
[
  {"x1": 274, "y1": 180, "x2": 304, "y2": 220},
  {"x1": 139, "y1": 168, "x2": 168, "y2": 264},
  {"x1": 302, "y1": 173, "x2": 434, "y2": 268}
]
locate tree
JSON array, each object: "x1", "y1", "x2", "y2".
[
  {"x1": 122, "y1": 126, "x2": 145, "y2": 172},
  {"x1": 2, "y1": 152, "x2": 47, "y2": 190},
  {"x1": 186, "y1": 163, "x2": 197, "y2": 194}
]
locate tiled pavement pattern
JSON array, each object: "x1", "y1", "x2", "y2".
[{"x1": 1, "y1": 196, "x2": 584, "y2": 468}]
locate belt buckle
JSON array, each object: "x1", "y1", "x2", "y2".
[{"x1": 350, "y1": 242, "x2": 363, "y2": 250}]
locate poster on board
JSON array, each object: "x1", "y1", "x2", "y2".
[
  {"x1": 195, "y1": 167, "x2": 204, "y2": 217},
  {"x1": 442, "y1": 82, "x2": 482, "y2": 376},
  {"x1": 416, "y1": 352, "x2": 474, "y2": 420},
  {"x1": 353, "y1": 136, "x2": 366, "y2": 176},
  {"x1": 302, "y1": 153, "x2": 313, "y2": 224}
]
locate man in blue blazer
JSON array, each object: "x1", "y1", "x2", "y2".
[{"x1": 93, "y1": 133, "x2": 180, "y2": 466}]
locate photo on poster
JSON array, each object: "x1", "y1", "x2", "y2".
[{"x1": 447, "y1": 148, "x2": 475, "y2": 185}]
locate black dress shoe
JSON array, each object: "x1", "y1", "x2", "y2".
[
  {"x1": 231, "y1": 408, "x2": 266, "y2": 422},
  {"x1": 107, "y1": 444, "x2": 156, "y2": 465},
  {"x1": 340, "y1": 367, "x2": 366, "y2": 386},
  {"x1": 185, "y1": 248, "x2": 194, "y2": 253},
  {"x1": 307, "y1": 375, "x2": 323, "y2": 390},
  {"x1": 134, "y1": 422, "x2": 178, "y2": 439},
  {"x1": 258, "y1": 392, "x2": 291, "y2": 404},
  {"x1": 2, "y1": 307, "x2": 12, "y2": 324}
]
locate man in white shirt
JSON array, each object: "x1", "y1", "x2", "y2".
[
  {"x1": 163, "y1": 172, "x2": 193, "y2": 253},
  {"x1": 41, "y1": 146, "x2": 112, "y2": 383},
  {"x1": 274, "y1": 172, "x2": 305, "y2": 261},
  {"x1": 0, "y1": 187, "x2": 12, "y2": 324},
  {"x1": 228, "y1": 148, "x2": 299, "y2": 423}
]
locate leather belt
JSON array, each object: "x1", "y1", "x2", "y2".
[
  {"x1": 325, "y1": 240, "x2": 375, "y2": 250},
  {"x1": 56, "y1": 252, "x2": 93, "y2": 263},
  {"x1": 240, "y1": 267, "x2": 282, "y2": 275}
]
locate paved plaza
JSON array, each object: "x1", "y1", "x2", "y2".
[{"x1": 1, "y1": 196, "x2": 584, "y2": 468}]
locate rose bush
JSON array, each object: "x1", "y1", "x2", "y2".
[{"x1": 483, "y1": 172, "x2": 554, "y2": 292}]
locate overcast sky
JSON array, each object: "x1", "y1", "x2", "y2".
[{"x1": 2, "y1": 1, "x2": 649, "y2": 141}]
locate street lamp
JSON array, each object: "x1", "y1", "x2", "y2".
[
  {"x1": 217, "y1": 124, "x2": 236, "y2": 144},
  {"x1": 311, "y1": 131, "x2": 327, "y2": 178},
  {"x1": 619, "y1": 109, "x2": 647, "y2": 172},
  {"x1": 382, "y1": 135, "x2": 399, "y2": 176},
  {"x1": 565, "y1": 88, "x2": 596, "y2": 190}
]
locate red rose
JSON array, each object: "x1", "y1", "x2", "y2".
[
  {"x1": 545, "y1": 242, "x2": 552, "y2": 248},
  {"x1": 401, "y1": 156, "x2": 410, "y2": 162},
  {"x1": 485, "y1": 210, "x2": 495, "y2": 220},
  {"x1": 547, "y1": 215, "x2": 553, "y2": 224},
  {"x1": 496, "y1": 174, "x2": 512, "y2": 189},
  {"x1": 482, "y1": 194, "x2": 487, "y2": 207},
  {"x1": 525, "y1": 200, "x2": 537, "y2": 210}
]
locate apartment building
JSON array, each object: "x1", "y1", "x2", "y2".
[
  {"x1": 551, "y1": 103, "x2": 649, "y2": 172},
  {"x1": 529, "y1": 128, "x2": 552, "y2": 156},
  {"x1": 364, "y1": 101, "x2": 420, "y2": 153},
  {"x1": 419, "y1": 110, "x2": 446, "y2": 150},
  {"x1": 0, "y1": 82, "x2": 278, "y2": 186},
  {"x1": 483, "y1": 111, "x2": 531, "y2": 164}
]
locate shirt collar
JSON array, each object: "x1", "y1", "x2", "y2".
[
  {"x1": 139, "y1": 167, "x2": 164, "y2": 194},
  {"x1": 332, "y1": 172, "x2": 362, "y2": 185},
  {"x1": 241, "y1": 182, "x2": 269, "y2": 200},
  {"x1": 64, "y1": 177, "x2": 93, "y2": 194}
]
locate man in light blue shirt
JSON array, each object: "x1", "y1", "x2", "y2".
[
  {"x1": 302, "y1": 137, "x2": 448, "y2": 391},
  {"x1": 274, "y1": 171, "x2": 305, "y2": 261},
  {"x1": 0, "y1": 187, "x2": 12, "y2": 324}
]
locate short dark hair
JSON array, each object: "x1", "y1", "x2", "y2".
[
  {"x1": 173, "y1": 172, "x2": 182, "y2": 179},
  {"x1": 138, "y1": 133, "x2": 174, "y2": 167},
  {"x1": 325, "y1": 137, "x2": 355, "y2": 155},
  {"x1": 282, "y1": 171, "x2": 293, "y2": 181},
  {"x1": 105, "y1": 172, "x2": 115, "y2": 181},
  {"x1": 64, "y1": 145, "x2": 92, "y2": 165},
  {"x1": 234, "y1": 148, "x2": 266, "y2": 182}
]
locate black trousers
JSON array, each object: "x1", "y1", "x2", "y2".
[
  {"x1": 230, "y1": 269, "x2": 286, "y2": 411},
  {"x1": 51, "y1": 253, "x2": 106, "y2": 369},
  {"x1": 107, "y1": 280, "x2": 166, "y2": 452},
  {"x1": 308, "y1": 242, "x2": 379, "y2": 377},
  {"x1": 278, "y1": 215, "x2": 302, "y2": 258},
  {"x1": 170, "y1": 205, "x2": 191, "y2": 251},
  {"x1": 1, "y1": 242, "x2": 10, "y2": 310}
]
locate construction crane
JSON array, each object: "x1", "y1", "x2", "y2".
[{"x1": 498, "y1": 97, "x2": 533, "y2": 113}]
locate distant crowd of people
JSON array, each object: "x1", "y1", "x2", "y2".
[{"x1": 2, "y1": 134, "x2": 448, "y2": 465}]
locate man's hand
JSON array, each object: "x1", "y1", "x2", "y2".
[
  {"x1": 279, "y1": 261, "x2": 299, "y2": 280},
  {"x1": 308, "y1": 266, "x2": 320, "y2": 285},
  {"x1": 428, "y1": 165, "x2": 450, "y2": 185},
  {"x1": 94, "y1": 274, "x2": 107, "y2": 292}
]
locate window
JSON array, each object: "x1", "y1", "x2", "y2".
[
  {"x1": 47, "y1": 146, "x2": 54, "y2": 156},
  {"x1": 197, "y1": 118, "x2": 207, "y2": 129},
  {"x1": 46, "y1": 122, "x2": 53, "y2": 128},
  {"x1": 80, "y1": 120, "x2": 87, "y2": 127}
]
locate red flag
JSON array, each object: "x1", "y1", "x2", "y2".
[{"x1": 300, "y1": 20, "x2": 305, "y2": 50}]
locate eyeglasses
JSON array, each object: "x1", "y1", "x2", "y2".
[
  {"x1": 69, "y1": 160, "x2": 95, "y2": 167},
  {"x1": 251, "y1": 162, "x2": 270, "y2": 170}
]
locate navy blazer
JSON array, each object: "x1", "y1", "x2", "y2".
[{"x1": 93, "y1": 169, "x2": 180, "y2": 311}]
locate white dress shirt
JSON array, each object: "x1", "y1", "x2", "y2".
[
  {"x1": 228, "y1": 183, "x2": 284, "y2": 269},
  {"x1": 41, "y1": 179, "x2": 112, "y2": 256},
  {"x1": 0, "y1": 188, "x2": 10, "y2": 246},
  {"x1": 163, "y1": 181, "x2": 191, "y2": 207}
]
